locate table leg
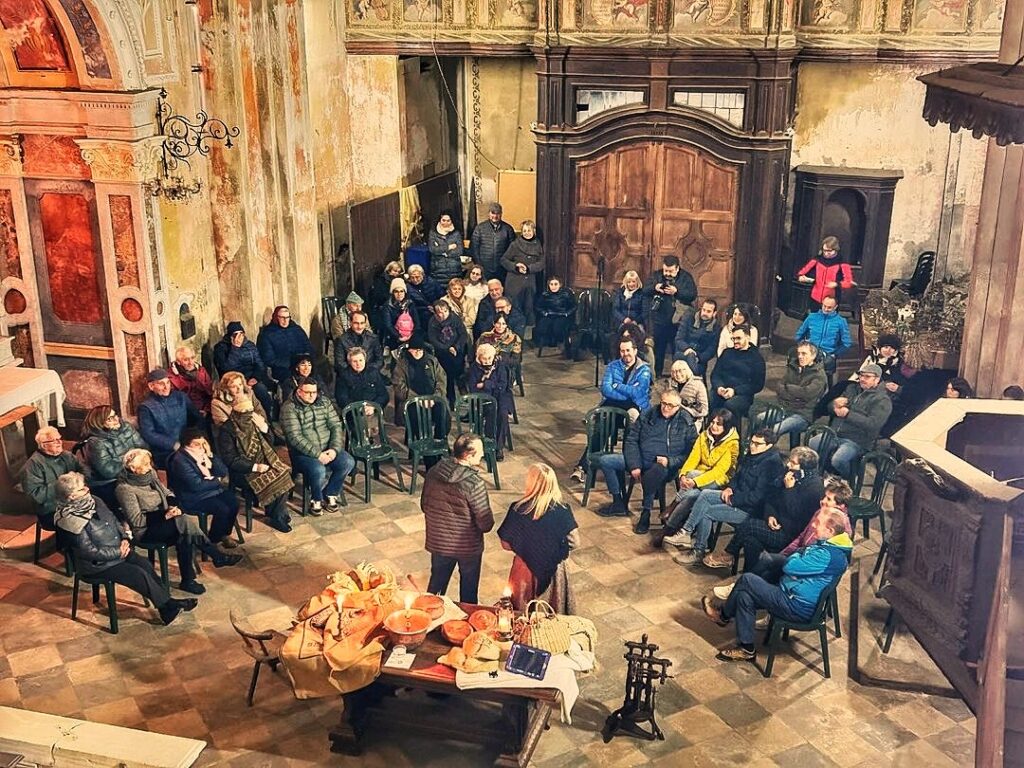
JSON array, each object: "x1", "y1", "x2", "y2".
[
  {"x1": 329, "y1": 690, "x2": 370, "y2": 756},
  {"x1": 495, "y1": 699, "x2": 552, "y2": 768}
]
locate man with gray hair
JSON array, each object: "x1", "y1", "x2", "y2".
[
  {"x1": 768, "y1": 340, "x2": 827, "y2": 446},
  {"x1": 470, "y1": 202, "x2": 516, "y2": 281},
  {"x1": 168, "y1": 345, "x2": 214, "y2": 417},
  {"x1": 23, "y1": 426, "x2": 82, "y2": 528}
]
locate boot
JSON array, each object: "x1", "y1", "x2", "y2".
[
  {"x1": 633, "y1": 508, "x2": 651, "y2": 535},
  {"x1": 198, "y1": 540, "x2": 243, "y2": 568},
  {"x1": 596, "y1": 494, "x2": 629, "y2": 517},
  {"x1": 159, "y1": 601, "x2": 182, "y2": 625}
]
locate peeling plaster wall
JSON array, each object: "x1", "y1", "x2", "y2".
[
  {"x1": 791, "y1": 62, "x2": 987, "y2": 282},
  {"x1": 471, "y1": 58, "x2": 537, "y2": 221},
  {"x1": 398, "y1": 57, "x2": 455, "y2": 186},
  {"x1": 346, "y1": 55, "x2": 404, "y2": 199}
]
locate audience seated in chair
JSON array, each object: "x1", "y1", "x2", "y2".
[
  {"x1": 662, "y1": 409, "x2": 740, "y2": 529},
  {"x1": 534, "y1": 277, "x2": 576, "y2": 354},
  {"x1": 334, "y1": 310, "x2": 383, "y2": 377},
  {"x1": 716, "y1": 304, "x2": 759, "y2": 357},
  {"x1": 776, "y1": 478, "x2": 854, "y2": 559},
  {"x1": 137, "y1": 367, "x2": 201, "y2": 470},
  {"x1": 772, "y1": 342, "x2": 827, "y2": 445},
  {"x1": 393, "y1": 335, "x2": 448, "y2": 432},
  {"x1": 381, "y1": 279, "x2": 422, "y2": 352},
  {"x1": 477, "y1": 314, "x2": 522, "y2": 370},
  {"x1": 794, "y1": 296, "x2": 852, "y2": 383},
  {"x1": 814, "y1": 363, "x2": 892, "y2": 480},
  {"x1": 168, "y1": 345, "x2": 214, "y2": 419},
  {"x1": 710, "y1": 325, "x2": 766, "y2": 425},
  {"x1": 428, "y1": 300, "x2": 470, "y2": 407},
  {"x1": 673, "y1": 298, "x2": 720, "y2": 377},
  {"x1": 213, "y1": 322, "x2": 276, "y2": 419},
  {"x1": 54, "y1": 471, "x2": 196, "y2": 626},
  {"x1": 665, "y1": 427, "x2": 783, "y2": 565},
  {"x1": 702, "y1": 508, "x2": 851, "y2": 663},
  {"x1": 335, "y1": 347, "x2": 390, "y2": 411},
  {"x1": 257, "y1": 305, "x2": 313, "y2": 385},
  {"x1": 406, "y1": 265, "x2": 446, "y2": 330},
  {"x1": 467, "y1": 343, "x2": 515, "y2": 461},
  {"x1": 667, "y1": 360, "x2": 709, "y2": 430},
  {"x1": 22, "y1": 426, "x2": 81, "y2": 545},
  {"x1": 703, "y1": 446, "x2": 823, "y2": 572},
  {"x1": 167, "y1": 428, "x2": 243, "y2": 549},
  {"x1": 611, "y1": 271, "x2": 645, "y2": 331},
  {"x1": 80, "y1": 405, "x2": 147, "y2": 513},
  {"x1": 329, "y1": 291, "x2": 368, "y2": 341},
  {"x1": 280, "y1": 352, "x2": 331, "y2": 404},
  {"x1": 440, "y1": 278, "x2": 478, "y2": 336}
]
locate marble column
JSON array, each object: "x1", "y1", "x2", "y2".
[{"x1": 959, "y1": 0, "x2": 1024, "y2": 397}]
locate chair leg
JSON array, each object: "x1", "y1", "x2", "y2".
[
  {"x1": 392, "y1": 457, "x2": 407, "y2": 493},
  {"x1": 245, "y1": 499, "x2": 254, "y2": 533},
  {"x1": 247, "y1": 661, "x2": 261, "y2": 706},
  {"x1": 872, "y1": 541, "x2": 888, "y2": 577},
  {"x1": 830, "y1": 591, "x2": 841, "y2": 638},
  {"x1": 763, "y1": 623, "x2": 782, "y2": 678},
  {"x1": 64, "y1": 552, "x2": 73, "y2": 577},
  {"x1": 234, "y1": 520, "x2": 245, "y2": 544},
  {"x1": 708, "y1": 521, "x2": 722, "y2": 553},
  {"x1": 363, "y1": 462, "x2": 372, "y2": 504},
  {"x1": 92, "y1": 583, "x2": 101, "y2": 604},
  {"x1": 104, "y1": 582, "x2": 119, "y2": 635},
  {"x1": 71, "y1": 574, "x2": 81, "y2": 620},
  {"x1": 489, "y1": 450, "x2": 501, "y2": 491},
  {"x1": 33, "y1": 520, "x2": 42, "y2": 564},
  {"x1": 158, "y1": 548, "x2": 170, "y2": 589},
  {"x1": 820, "y1": 626, "x2": 831, "y2": 678},
  {"x1": 408, "y1": 454, "x2": 420, "y2": 495},
  {"x1": 582, "y1": 469, "x2": 594, "y2": 507},
  {"x1": 882, "y1": 608, "x2": 897, "y2": 653}
]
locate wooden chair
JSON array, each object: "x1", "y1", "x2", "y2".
[
  {"x1": 802, "y1": 425, "x2": 840, "y2": 475},
  {"x1": 849, "y1": 450, "x2": 898, "y2": 541},
  {"x1": 454, "y1": 394, "x2": 502, "y2": 490},
  {"x1": 404, "y1": 396, "x2": 452, "y2": 494},
  {"x1": 229, "y1": 608, "x2": 288, "y2": 706},
  {"x1": 341, "y1": 401, "x2": 406, "y2": 502},
  {"x1": 580, "y1": 406, "x2": 630, "y2": 507},
  {"x1": 762, "y1": 576, "x2": 841, "y2": 678}
]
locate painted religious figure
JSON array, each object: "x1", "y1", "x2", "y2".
[
  {"x1": 914, "y1": 0, "x2": 968, "y2": 30},
  {"x1": 404, "y1": 0, "x2": 440, "y2": 22},
  {"x1": 672, "y1": 0, "x2": 739, "y2": 27},
  {"x1": 353, "y1": 0, "x2": 391, "y2": 21},
  {"x1": 612, "y1": 0, "x2": 649, "y2": 21},
  {"x1": 497, "y1": 0, "x2": 537, "y2": 24},
  {"x1": 0, "y1": 0, "x2": 71, "y2": 70},
  {"x1": 587, "y1": 0, "x2": 648, "y2": 26},
  {"x1": 801, "y1": 0, "x2": 849, "y2": 26}
]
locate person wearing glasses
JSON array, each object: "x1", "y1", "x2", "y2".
[
  {"x1": 814, "y1": 362, "x2": 892, "y2": 480},
  {"x1": 709, "y1": 325, "x2": 766, "y2": 425},
  {"x1": 22, "y1": 426, "x2": 82, "y2": 536},
  {"x1": 663, "y1": 428, "x2": 783, "y2": 565},
  {"x1": 80, "y1": 405, "x2": 148, "y2": 512},
  {"x1": 257, "y1": 305, "x2": 312, "y2": 384}
]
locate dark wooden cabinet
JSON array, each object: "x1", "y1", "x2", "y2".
[{"x1": 782, "y1": 165, "x2": 903, "y2": 318}]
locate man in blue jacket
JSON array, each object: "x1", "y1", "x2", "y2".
[
  {"x1": 257, "y1": 305, "x2": 312, "y2": 384},
  {"x1": 673, "y1": 298, "x2": 720, "y2": 376},
  {"x1": 702, "y1": 508, "x2": 851, "y2": 662},
  {"x1": 794, "y1": 296, "x2": 852, "y2": 384},
  {"x1": 137, "y1": 368, "x2": 200, "y2": 469}
]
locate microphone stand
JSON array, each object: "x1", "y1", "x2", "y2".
[{"x1": 594, "y1": 254, "x2": 605, "y2": 389}]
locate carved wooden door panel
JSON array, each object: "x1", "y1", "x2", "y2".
[{"x1": 572, "y1": 141, "x2": 739, "y2": 309}]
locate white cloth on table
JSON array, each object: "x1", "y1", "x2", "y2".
[
  {"x1": 454, "y1": 640, "x2": 596, "y2": 724},
  {"x1": 0, "y1": 366, "x2": 66, "y2": 426}
]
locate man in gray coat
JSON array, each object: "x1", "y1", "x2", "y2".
[
  {"x1": 470, "y1": 202, "x2": 516, "y2": 281},
  {"x1": 420, "y1": 434, "x2": 494, "y2": 603},
  {"x1": 815, "y1": 362, "x2": 892, "y2": 479}
]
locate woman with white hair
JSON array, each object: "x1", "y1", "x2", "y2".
[
  {"x1": 467, "y1": 343, "x2": 514, "y2": 460},
  {"x1": 612, "y1": 270, "x2": 645, "y2": 329},
  {"x1": 668, "y1": 360, "x2": 709, "y2": 430},
  {"x1": 54, "y1": 471, "x2": 195, "y2": 625}
]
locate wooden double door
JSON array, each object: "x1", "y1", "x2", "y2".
[{"x1": 572, "y1": 141, "x2": 739, "y2": 308}]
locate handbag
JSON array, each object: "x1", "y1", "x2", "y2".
[{"x1": 515, "y1": 599, "x2": 571, "y2": 655}]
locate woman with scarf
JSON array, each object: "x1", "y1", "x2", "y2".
[
  {"x1": 467, "y1": 343, "x2": 515, "y2": 461},
  {"x1": 668, "y1": 360, "x2": 709, "y2": 430},
  {"x1": 55, "y1": 472, "x2": 195, "y2": 625},
  {"x1": 612, "y1": 270, "x2": 645, "y2": 329},
  {"x1": 381, "y1": 278, "x2": 421, "y2": 351},
  {"x1": 392, "y1": 335, "x2": 448, "y2": 438},
  {"x1": 428, "y1": 210, "x2": 466, "y2": 284},
  {"x1": 477, "y1": 314, "x2": 522, "y2": 368},
  {"x1": 215, "y1": 395, "x2": 295, "y2": 533},
  {"x1": 279, "y1": 352, "x2": 331, "y2": 403},
  {"x1": 534, "y1": 276, "x2": 577, "y2": 355},
  {"x1": 716, "y1": 303, "x2": 760, "y2": 356},
  {"x1": 500, "y1": 220, "x2": 545, "y2": 323},
  {"x1": 370, "y1": 261, "x2": 405, "y2": 331},
  {"x1": 116, "y1": 448, "x2": 241, "y2": 595},
  {"x1": 80, "y1": 404, "x2": 148, "y2": 512},
  {"x1": 796, "y1": 235, "x2": 855, "y2": 310},
  {"x1": 441, "y1": 277, "x2": 478, "y2": 334},
  {"x1": 167, "y1": 428, "x2": 243, "y2": 549},
  {"x1": 464, "y1": 263, "x2": 488, "y2": 304},
  {"x1": 211, "y1": 371, "x2": 269, "y2": 431},
  {"x1": 498, "y1": 463, "x2": 579, "y2": 613},
  {"x1": 428, "y1": 300, "x2": 470, "y2": 407}
]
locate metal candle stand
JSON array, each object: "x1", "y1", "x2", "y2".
[{"x1": 602, "y1": 633, "x2": 672, "y2": 742}]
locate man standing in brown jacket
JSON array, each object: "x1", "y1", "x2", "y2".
[{"x1": 420, "y1": 434, "x2": 494, "y2": 603}]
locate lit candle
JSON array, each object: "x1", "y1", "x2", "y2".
[
  {"x1": 497, "y1": 613, "x2": 511, "y2": 633},
  {"x1": 403, "y1": 593, "x2": 414, "y2": 629},
  {"x1": 502, "y1": 585, "x2": 512, "y2": 600}
]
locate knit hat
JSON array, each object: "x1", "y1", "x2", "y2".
[
  {"x1": 876, "y1": 333, "x2": 902, "y2": 351},
  {"x1": 406, "y1": 334, "x2": 426, "y2": 351},
  {"x1": 346, "y1": 291, "x2": 364, "y2": 305},
  {"x1": 396, "y1": 313, "x2": 415, "y2": 338},
  {"x1": 858, "y1": 363, "x2": 883, "y2": 377},
  {"x1": 146, "y1": 368, "x2": 169, "y2": 382},
  {"x1": 226, "y1": 321, "x2": 245, "y2": 337},
  {"x1": 390, "y1": 278, "x2": 407, "y2": 293}
]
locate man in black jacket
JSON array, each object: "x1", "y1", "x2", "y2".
[
  {"x1": 673, "y1": 298, "x2": 720, "y2": 377},
  {"x1": 334, "y1": 311, "x2": 383, "y2": 373},
  {"x1": 614, "y1": 389, "x2": 697, "y2": 535},
  {"x1": 665, "y1": 428, "x2": 784, "y2": 564},
  {"x1": 470, "y1": 202, "x2": 516, "y2": 281},
  {"x1": 335, "y1": 347, "x2": 390, "y2": 410},
  {"x1": 710, "y1": 325, "x2": 766, "y2": 424},
  {"x1": 704, "y1": 446, "x2": 824, "y2": 571},
  {"x1": 642, "y1": 255, "x2": 698, "y2": 376}
]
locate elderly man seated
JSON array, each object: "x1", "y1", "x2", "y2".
[
  {"x1": 334, "y1": 311, "x2": 383, "y2": 374},
  {"x1": 167, "y1": 345, "x2": 214, "y2": 418},
  {"x1": 22, "y1": 426, "x2": 82, "y2": 544},
  {"x1": 137, "y1": 368, "x2": 201, "y2": 469},
  {"x1": 702, "y1": 508, "x2": 852, "y2": 662},
  {"x1": 815, "y1": 362, "x2": 892, "y2": 479},
  {"x1": 330, "y1": 291, "x2": 369, "y2": 340},
  {"x1": 473, "y1": 279, "x2": 506, "y2": 338}
]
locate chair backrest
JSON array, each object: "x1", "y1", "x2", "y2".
[
  {"x1": 341, "y1": 401, "x2": 386, "y2": 450},
  {"x1": 802, "y1": 424, "x2": 840, "y2": 473},
  {"x1": 853, "y1": 450, "x2": 899, "y2": 505},
  {"x1": 229, "y1": 608, "x2": 279, "y2": 661},
  {"x1": 404, "y1": 395, "x2": 451, "y2": 443},
  {"x1": 322, "y1": 296, "x2": 342, "y2": 331},
  {"x1": 455, "y1": 394, "x2": 498, "y2": 440},
  {"x1": 584, "y1": 406, "x2": 630, "y2": 457},
  {"x1": 907, "y1": 251, "x2": 936, "y2": 296},
  {"x1": 749, "y1": 402, "x2": 786, "y2": 433},
  {"x1": 805, "y1": 574, "x2": 843, "y2": 626}
]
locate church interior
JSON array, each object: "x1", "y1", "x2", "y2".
[{"x1": 1, "y1": 0, "x2": 1023, "y2": 765}]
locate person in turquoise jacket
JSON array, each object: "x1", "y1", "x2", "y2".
[
  {"x1": 701, "y1": 509, "x2": 852, "y2": 662},
  {"x1": 794, "y1": 296, "x2": 853, "y2": 383}
]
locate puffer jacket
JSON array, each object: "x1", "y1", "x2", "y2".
[
  {"x1": 382, "y1": 299, "x2": 421, "y2": 348},
  {"x1": 727, "y1": 449, "x2": 785, "y2": 519},
  {"x1": 137, "y1": 391, "x2": 196, "y2": 456},
  {"x1": 167, "y1": 362, "x2": 214, "y2": 415},
  {"x1": 679, "y1": 428, "x2": 740, "y2": 488},
  {"x1": 600, "y1": 358, "x2": 652, "y2": 411},
  {"x1": 280, "y1": 392, "x2": 344, "y2": 458},
  {"x1": 84, "y1": 422, "x2": 147, "y2": 486},
  {"x1": 795, "y1": 310, "x2": 853, "y2": 358},
  {"x1": 22, "y1": 451, "x2": 82, "y2": 516},
  {"x1": 781, "y1": 533, "x2": 853, "y2": 617},
  {"x1": 778, "y1": 349, "x2": 828, "y2": 421},
  {"x1": 63, "y1": 498, "x2": 127, "y2": 575},
  {"x1": 673, "y1": 309, "x2": 720, "y2": 374},
  {"x1": 623, "y1": 406, "x2": 697, "y2": 473},
  {"x1": 470, "y1": 220, "x2": 516, "y2": 278},
  {"x1": 535, "y1": 288, "x2": 576, "y2": 318},
  {"x1": 420, "y1": 456, "x2": 494, "y2": 557},
  {"x1": 257, "y1": 322, "x2": 312, "y2": 382},
  {"x1": 166, "y1": 449, "x2": 232, "y2": 508},
  {"x1": 335, "y1": 367, "x2": 391, "y2": 410},
  {"x1": 428, "y1": 227, "x2": 466, "y2": 283},
  {"x1": 829, "y1": 381, "x2": 893, "y2": 448},
  {"x1": 213, "y1": 337, "x2": 267, "y2": 382}
]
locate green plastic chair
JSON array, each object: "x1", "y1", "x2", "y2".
[
  {"x1": 341, "y1": 401, "x2": 406, "y2": 502},
  {"x1": 849, "y1": 450, "x2": 898, "y2": 542},
  {"x1": 581, "y1": 406, "x2": 630, "y2": 507},
  {"x1": 404, "y1": 395, "x2": 452, "y2": 494},
  {"x1": 454, "y1": 394, "x2": 502, "y2": 490},
  {"x1": 141, "y1": 543, "x2": 170, "y2": 589},
  {"x1": 762, "y1": 575, "x2": 842, "y2": 678},
  {"x1": 802, "y1": 424, "x2": 840, "y2": 475}
]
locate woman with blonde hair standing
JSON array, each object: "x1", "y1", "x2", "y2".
[{"x1": 498, "y1": 463, "x2": 579, "y2": 613}]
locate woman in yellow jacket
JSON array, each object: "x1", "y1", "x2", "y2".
[{"x1": 662, "y1": 409, "x2": 740, "y2": 530}]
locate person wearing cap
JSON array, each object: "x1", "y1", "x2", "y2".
[
  {"x1": 213, "y1": 321, "x2": 275, "y2": 418},
  {"x1": 852, "y1": 333, "x2": 908, "y2": 395},
  {"x1": 815, "y1": 362, "x2": 892, "y2": 479},
  {"x1": 381, "y1": 277, "x2": 421, "y2": 351},
  {"x1": 168, "y1": 345, "x2": 214, "y2": 417},
  {"x1": 330, "y1": 291, "x2": 370, "y2": 341},
  {"x1": 428, "y1": 210, "x2": 466, "y2": 284},
  {"x1": 280, "y1": 376, "x2": 354, "y2": 515},
  {"x1": 794, "y1": 295, "x2": 853, "y2": 385},
  {"x1": 392, "y1": 335, "x2": 448, "y2": 443},
  {"x1": 280, "y1": 351, "x2": 331, "y2": 403},
  {"x1": 257, "y1": 305, "x2": 312, "y2": 384},
  {"x1": 470, "y1": 202, "x2": 516, "y2": 282},
  {"x1": 137, "y1": 368, "x2": 201, "y2": 469},
  {"x1": 334, "y1": 310, "x2": 383, "y2": 374}
]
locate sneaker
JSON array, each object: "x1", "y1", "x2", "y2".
[
  {"x1": 713, "y1": 582, "x2": 735, "y2": 600},
  {"x1": 596, "y1": 497, "x2": 629, "y2": 517},
  {"x1": 672, "y1": 550, "x2": 703, "y2": 565},
  {"x1": 570, "y1": 466, "x2": 586, "y2": 483},
  {"x1": 716, "y1": 646, "x2": 755, "y2": 662},
  {"x1": 663, "y1": 530, "x2": 694, "y2": 549},
  {"x1": 178, "y1": 580, "x2": 206, "y2": 595},
  {"x1": 326, "y1": 496, "x2": 341, "y2": 512},
  {"x1": 703, "y1": 552, "x2": 735, "y2": 570},
  {"x1": 701, "y1": 596, "x2": 729, "y2": 627},
  {"x1": 755, "y1": 614, "x2": 771, "y2": 631},
  {"x1": 309, "y1": 501, "x2": 324, "y2": 516}
]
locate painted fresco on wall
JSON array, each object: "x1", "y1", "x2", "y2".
[
  {"x1": 38, "y1": 192, "x2": 104, "y2": 325},
  {"x1": 972, "y1": 0, "x2": 1003, "y2": 30},
  {"x1": 799, "y1": 0, "x2": 852, "y2": 26},
  {"x1": 496, "y1": 0, "x2": 538, "y2": 26},
  {"x1": 352, "y1": 0, "x2": 392, "y2": 23},
  {"x1": 21, "y1": 135, "x2": 90, "y2": 179},
  {"x1": 672, "y1": 0, "x2": 739, "y2": 28},
  {"x1": 404, "y1": 0, "x2": 441, "y2": 22},
  {"x1": 587, "y1": 0, "x2": 649, "y2": 26},
  {"x1": 55, "y1": 0, "x2": 111, "y2": 78},
  {"x1": 0, "y1": 0, "x2": 70, "y2": 71},
  {"x1": 914, "y1": 0, "x2": 968, "y2": 31},
  {"x1": 0, "y1": 190, "x2": 21, "y2": 280}
]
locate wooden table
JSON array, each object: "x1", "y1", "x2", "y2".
[{"x1": 329, "y1": 609, "x2": 562, "y2": 768}]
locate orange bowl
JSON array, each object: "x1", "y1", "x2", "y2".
[
  {"x1": 383, "y1": 608, "x2": 432, "y2": 648},
  {"x1": 412, "y1": 594, "x2": 445, "y2": 620}
]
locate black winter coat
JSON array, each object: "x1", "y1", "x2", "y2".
[
  {"x1": 470, "y1": 220, "x2": 516, "y2": 278},
  {"x1": 335, "y1": 367, "x2": 391, "y2": 410},
  {"x1": 623, "y1": 407, "x2": 697, "y2": 473},
  {"x1": 673, "y1": 309, "x2": 720, "y2": 374},
  {"x1": 711, "y1": 346, "x2": 766, "y2": 400},
  {"x1": 727, "y1": 449, "x2": 784, "y2": 519},
  {"x1": 214, "y1": 338, "x2": 267, "y2": 383},
  {"x1": 642, "y1": 269, "x2": 698, "y2": 327},
  {"x1": 166, "y1": 449, "x2": 232, "y2": 507},
  {"x1": 334, "y1": 329, "x2": 383, "y2": 372},
  {"x1": 611, "y1": 287, "x2": 645, "y2": 329},
  {"x1": 770, "y1": 470, "x2": 826, "y2": 539},
  {"x1": 428, "y1": 227, "x2": 466, "y2": 283},
  {"x1": 65, "y1": 498, "x2": 127, "y2": 575}
]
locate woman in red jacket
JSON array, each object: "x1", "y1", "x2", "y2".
[{"x1": 797, "y1": 236, "x2": 855, "y2": 310}]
